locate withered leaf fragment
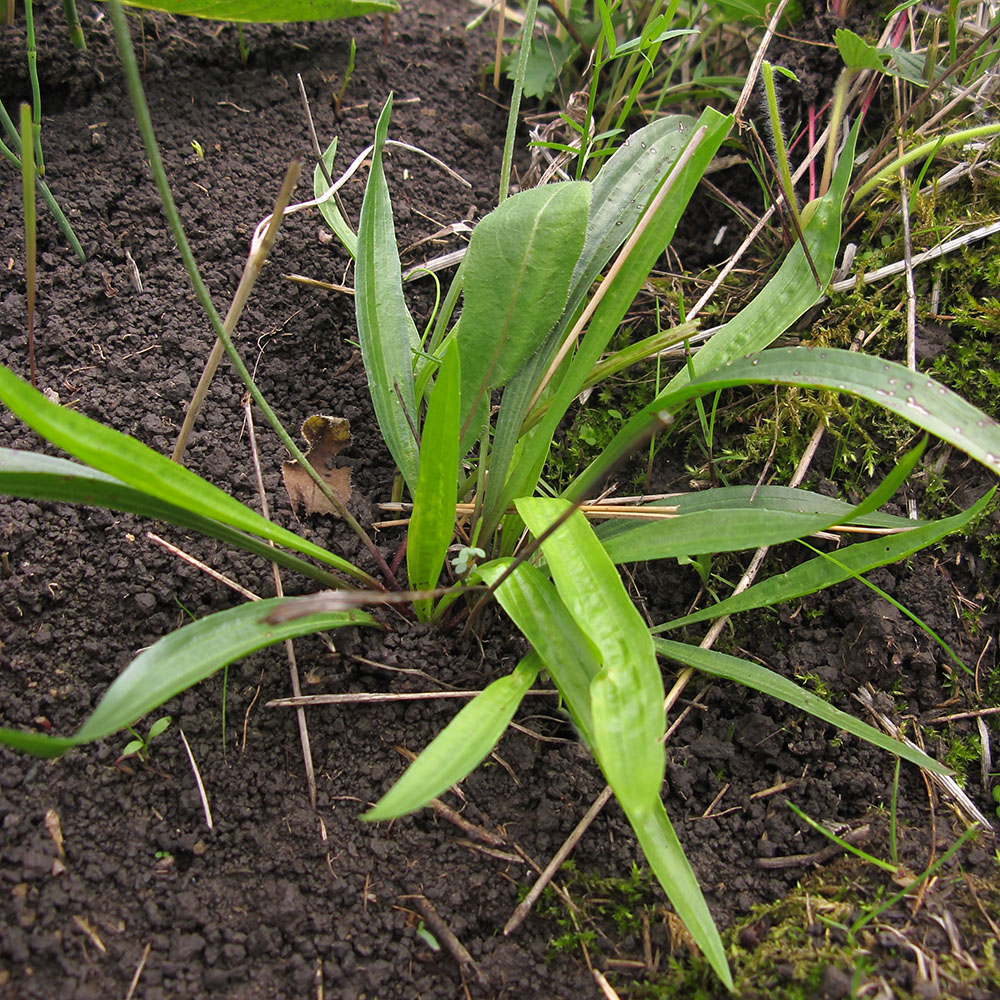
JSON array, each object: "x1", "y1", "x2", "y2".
[{"x1": 282, "y1": 415, "x2": 352, "y2": 518}]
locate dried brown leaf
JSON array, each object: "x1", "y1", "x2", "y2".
[{"x1": 282, "y1": 415, "x2": 353, "y2": 518}]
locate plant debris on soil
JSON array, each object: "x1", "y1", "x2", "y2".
[{"x1": 1, "y1": 2, "x2": 999, "y2": 998}]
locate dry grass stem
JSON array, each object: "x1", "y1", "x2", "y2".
[
  {"x1": 179, "y1": 728, "x2": 213, "y2": 829},
  {"x1": 147, "y1": 532, "x2": 260, "y2": 601}
]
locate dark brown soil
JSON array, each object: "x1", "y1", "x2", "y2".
[{"x1": 1, "y1": 3, "x2": 999, "y2": 999}]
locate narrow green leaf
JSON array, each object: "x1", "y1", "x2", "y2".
[
  {"x1": 457, "y1": 182, "x2": 590, "y2": 427},
  {"x1": 0, "y1": 366, "x2": 370, "y2": 582},
  {"x1": 312, "y1": 136, "x2": 358, "y2": 258},
  {"x1": 599, "y1": 507, "x2": 879, "y2": 563},
  {"x1": 599, "y1": 440, "x2": 926, "y2": 563},
  {"x1": 118, "y1": 0, "x2": 398, "y2": 21},
  {"x1": 654, "y1": 639, "x2": 950, "y2": 775},
  {"x1": 408, "y1": 342, "x2": 461, "y2": 620},
  {"x1": 630, "y1": 799, "x2": 734, "y2": 990},
  {"x1": 567, "y1": 116, "x2": 696, "y2": 318},
  {"x1": 661, "y1": 117, "x2": 860, "y2": 395},
  {"x1": 355, "y1": 95, "x2": 421, "y2": 490},
  {"x1": 362, "y1": 654, "x2": 540, "y2": 821},
  {"x1": 573, "y1": 348, "x2": 1000, "y2": 497},
  {"x1": 0, "y1": 448, "x2": 357, "y2": 589},
  {"x1": 478, "y1": 559, "x2": 601, "y2": 744},
  {"x1": 0, "y1": 598, "x2": 377, "y2": 758},
  {"x1": 517, "y1": 498, "x2": 665, "y2": 809},
  {"x1": 655, "y1": 490, "x2": 994, "y2": 630}
]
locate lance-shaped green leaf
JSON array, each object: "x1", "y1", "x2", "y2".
[
  {"x1": 363, "y1": 653, "x2": 539, "y2": 821},
  {"x1": 0, "y1": 448, "x2": 358, "y2": 590},
  {"x1": 661, "y1": 117, "x2": 860, "y2": 395},
  {"x1": 517, "y1": 498, "x2": 665, "y2": 811},
  {"x1": 0, "y1": 598, "x2": 377, "y2": 758},
  {"x1": 0, "y1": 365, "x2": 372, "y2": 583},
  {"x1": 408, "y1": 342, "x2": 461, "y2": 620},
  {"x1": 487, "y1": 108, "x2": 733, "y2": 528},
  {"x1": 481, "y1": 115, "x2": 696, "y2": 528},
  {"x1": 478, "y1": 559, "x2": 601, "y2": 744},
  {"x1": 654, "y1": 639, "x2": 950, "y2": 775},
  {"x1": 629, "y1": 798, "x2": 734, "y2": 991},
  {"x1": 355, "y1": 95, "x2": 421, "y2": 490},
  {"x1": 599, "y1": 438, "x2": 926, "y2": 563},
  {"x1": 570, "y1": 348, "x2": 1000, "y2": 496},
  {"x1": 456, "y1": 181, "x2": 590, "y2": 434},
  {"x1": 655, "y1": 489, "x2": 994, "y2": 630},
  {"x1": 313, "y1": 136, "x2": 358, "y2": 259},
  {"x1": 118, "y1": 0, "x2": 398, "y2": 21}
]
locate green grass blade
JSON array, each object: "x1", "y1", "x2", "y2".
[
  {"x1": 478, "y1": 559, "x2": 601, "y2": 744},
  {"x1": 0, "y1": 365, "x2": 370, "y2": 582},
  {"x1": 662, "y1": 118, "x2": 860, "y2": 394},
  {"x1": 654, "y1": 638, "x2": 950, "y2": 775},
  {"x1": 355, "y1": 95, "x2": 421, "y2": 491},
  {"x1": 313, "y1": 136, "x2": 358, "y2": 258},
  {"x1": 363, "y1": 653, "x2": 540, "y2": 821},
  {"x1": 0, "y1": 99, "x2": 85, "y2": 261},
  {"x1": 600, "y1": 485, "x2": 918, "y2": 533},
  {"x1": 0, "y1": 598, "x2": 377, "y2": 757},
  {"x1": 630, "y1": 798, "x2": 734, "y2": 990},
  {"x1": 655, "y1": 491, "x2": 993, "y2": 629},
  {"x1": 118, "y1": 0, "x2": 398, "y2": 20},
  {"x1": 517, "y1": 498, "x2": 665, "y2": 809},
  {"x1": 408, "y1": 342, "x2": 461, "y2": 620},
  {"x1": 0, "y1": 448, "x2": 352, "y2": 590},
  {"x1": 457, "y1": 182, "x2": 590, "y2": 427},
  {"x1": 600, "y1": 507, "x2": 878, "y2": 562}
]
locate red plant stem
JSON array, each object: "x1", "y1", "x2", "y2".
[{"x1": 807, "y1": 104, "x2": 817, "y2": 202}]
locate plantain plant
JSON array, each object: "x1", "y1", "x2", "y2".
[{"x1": 2, "y1": 2, "x2": 1000, "y2": 989}]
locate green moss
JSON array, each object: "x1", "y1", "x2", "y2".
[{"x1": 535, "y1": 851, "x2": 1000, "y2": 998}]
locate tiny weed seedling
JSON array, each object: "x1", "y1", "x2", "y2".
[
  {"x1": 1, "y1": 0, "x2": 1000, "y2": 991},
  {"x1": 120, "y1": 715, "x2": 172, "y2": 764}
]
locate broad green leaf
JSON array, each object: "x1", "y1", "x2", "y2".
[
  {"x1": 312, "y1": 136, "x2": 358, "y2": 259},
  {"x1": 599, "y1": 440, "x2": 926, "y2": 562},
  {"x1": 655, "y1": 490, "x2": 994, "y2": 630},
  {"x1": 571, "y1": 348, "x2": 1000, "y2": 497},
  {"x1": 118, "y1": 0, "x2": 398, "y2": 21},
  {"x1": 408, "y1": 342, "x2": 461, "y2": 620},
  {"x1": 457, "y1": 182, "x2": 590, "y2": 431},
  {"x1": 835, "y1": 27, "x2": 889, "y2": 71},
  {"x1": 363, "y1": 654, "x2": 540, "y2": 821},
  {"x1": 0, "y1": 448, "x2": 357, "y2": 590},
  {"x1": 661, "y1": 117, "x2": 860, "y2": 396},
  {"x1": 478, "y1": 559, "x2": 601, "y2": 744},
  {"x1": 0, "y1": 366, "x2": 371, "y2": 583},
  {"x1": 0, "y1": 598, "x2": 377, "y2": 757},
  {"x1": 489, "y1": 108, "x2": 733, "y2": 526},
  {"x1": 567, "y1": 115, "x2": 696, "y2": 315},
  {"x1": 484, "y1": 114, "x2": 698, "y2": 533},
  {"x1": 517, "y1": 498, "x2": 665, "y2": 810},
  {"x1": 630, "y1": 799, "x2": 733, "y2": 990},
  {"x1": 654, "y1": 639, "x2": 950, "y2": 775},
  {"x1": 355, "y1": 96, "x2": 421, "y2": 491}
]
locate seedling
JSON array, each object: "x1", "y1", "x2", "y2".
[{"x1": 120, "y1": 715, "x2": 172, "y2": 763}]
